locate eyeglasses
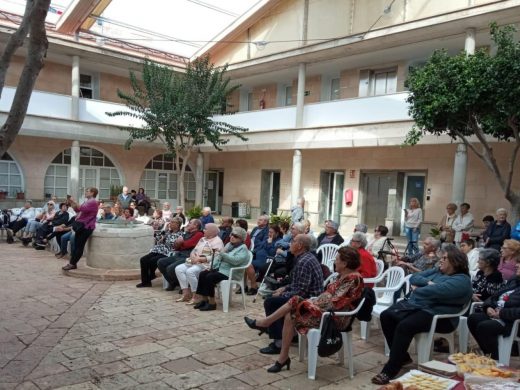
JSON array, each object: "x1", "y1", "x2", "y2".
[
  {"x1": 350, "y1": 240, "x2": 360, "y2": 243},
  {"x1": 231, "y1": 233, "x2": 241, "y2": 239}
]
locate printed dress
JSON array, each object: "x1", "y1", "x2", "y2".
[{"x1": 289, "y1": 273, "x2": 364, "y2": 335}]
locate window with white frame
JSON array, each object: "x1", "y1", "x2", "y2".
[
  {"x1": 370, "y1": 68, "x2": 397, "y2": 96},
  {"x1": 0, "y1": 153, "x2": 23, "y2": 197},
  {"x1": 330, "y1": 78, "x2": 340, "y2": 100},
  {"x1": 44, "y1": 147, "x2": 121, "y2": 199},
  {"x1": 285, "y1": 86, "x2": 293, "y2": 106},
  {"x1": 359, "y1": 67, "x2": 398, "y2": 97},
  {"x1": 139, "y1": 154, "x2": 195, "y2": 202}
]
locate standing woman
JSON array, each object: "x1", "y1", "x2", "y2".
[
  {"x1": 62, "y1": 187, "x2": 99, "y2": 271},
  {"x1": 404, "y1": 198, "x2": 423, "y2": 255}
]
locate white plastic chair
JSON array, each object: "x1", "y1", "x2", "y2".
[
  {"x1": 498, "y1": 319, "x2": 520, "y2": 365},
  {"x1": 298, "y1": 298, "x2": 366, "y2": 380},
  {"x1": 218, "y1": 251, "x2": 253, "y2": 313},
  {"x1": 249, "y1": 239, "x2": 254, "y2": 252},
  {"x1": 317, "y1": 244, "x2": 339, "y2": 271},
  {"x1": 414, "y1": 300, "x2": 472, "y2": 364},
  {"x1": 323, "y1": 272, "x2": 338, "y2": 288},
  {"x1": 360, "y1": 266, "x2": 406, "y2": 341}
]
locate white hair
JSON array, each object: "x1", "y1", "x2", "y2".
[
  {"x1": 496, "y1": 208, "x2": 508, "y2": 216},
  {"x1": 203, "y1": 207, "x2": 212, "y2": 212}
]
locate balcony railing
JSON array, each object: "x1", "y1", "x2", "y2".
[{"x1": 0, "y1": 86, "x2": 411, "y2": 132}]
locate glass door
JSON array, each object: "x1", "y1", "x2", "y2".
[{"x1": 79, "y1": 168, "x2": 97, "y2": 201}]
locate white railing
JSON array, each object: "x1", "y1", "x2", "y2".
[{"x1": 0, "y1": 86, "x2": 410, "y2": 131}]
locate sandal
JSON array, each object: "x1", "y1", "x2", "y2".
[
  {"x1": 175, "y1": 296, "x2": 191, "y2": 302},
  {"x1": 371, "y1": 372, "x2": 391, "y2": 385}
]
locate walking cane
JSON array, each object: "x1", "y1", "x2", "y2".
[{"x1": 252, "y1": 257, "x2": 274, "y2": 303}]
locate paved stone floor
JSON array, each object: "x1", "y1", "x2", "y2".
[{"x1": 1, "y1": 243, "x2": 511, "y2": 390}]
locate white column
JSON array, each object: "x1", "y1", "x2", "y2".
[
  {"x1": 451, "y1": 28, "x2": 475, "y2": 204},
  {"x1": 195, "y1": 152, "x2": 204, "y2": 206},
  {"x1": 295, "y1": 63, "x2": 306, "y2": 128},
  {"x1": 71, "y1": 55, "x2": 80, "y2": 120},
  {"x1": 291, "y1": 150, "x2": 302, "y2": 207},
  {"x1": 70, "y1": 141, "x2": 80, "y2": 200}
]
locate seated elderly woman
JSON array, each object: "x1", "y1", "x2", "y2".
[
  {"x1": 162, "y1": 202, "x2": 173, "y2": 222},
  {"x1": 175, "y1": 223, "x2": 224, "y2": 303},
  {"x1": 371, "y1": 244, "x2": 472, "y2": 385},
  {"x1": 367, "y1": 225, "x2": 389, "y2": 258},
  {"x1": 468, "y1": 253, "x2": 520, "y2": 359},
  {"x1": 316, "y1": 220, "x2": 344, "y2": 262},
  {"x1": 21, "y1": 201, "x2": 57, "y2": 245},
  {"x1": 485, "y1": 208, "x2": 511, "y2": 251},
  {"x1": 348, "y1": 232, "x2": 377, "y2": 280},
  {"x1": 472, "y1": 248, "x2": 505, "y2": 303},
  {"x1": 244, "y1": 246, "x2": 364, "y2": 373},
  {"x1": 244, "y1": 224, "x2": 283, "y2": 295},
  {"x1": 192, "y1": 227, "x2": 250, "y2": 311},
  {"x1": 498, "y1": 239, "x2": 520, "y2": 281},
  {"x1": 136, "y1": 217, "x2": 184, "y2": 288},
  {"x1": 149, "y1": 209, "x2": 164, "y2": 232}
]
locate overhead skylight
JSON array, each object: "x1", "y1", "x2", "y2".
[{"x1": 84, "y1": 0, "x2": 260, "y2": 58}]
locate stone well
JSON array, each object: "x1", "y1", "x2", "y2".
[{"x1": 86, "y1": 221, "x2": 154, "y2": 269}]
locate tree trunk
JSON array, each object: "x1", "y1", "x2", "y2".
[
  {"x1": 0, "y1": 0, "x2": 50, "y2": 156},
  {"x1": 0, "y1": 0, "x2": 36, "y2": 98},
  {"x1": 506, "y1": 192, "x2": 520, "y2": 225}
]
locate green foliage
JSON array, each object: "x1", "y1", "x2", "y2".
[
  {"x1": 430, "y1": 227, "x2": 441, "y2": 239},
  {"x1": 106, "y1": 55, "x2": 248, "y2": 153},
  {"x1": 404, "y1": 23, "x2": 520, "y2": 145},
  {"x1": 269, "y1": 212, "x2": 291, "y2": 225},
  {"x1": 110, "y1": 184, "x2": 123, "y2": 197},
  {"x1": 186, "y1": 205, "x2": 203, "y2": 219}
]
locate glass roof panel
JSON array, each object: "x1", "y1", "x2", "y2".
[
  {"x1": 1, "y1": 0, "x2": 73, "y2": 24},
  {"x1": 87, "y1": 0, "x2": 260, "y2": 58}
]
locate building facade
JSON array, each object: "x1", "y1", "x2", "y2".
[{"x1": 1, "y1": 0, "x2": 519, "y2": 235}]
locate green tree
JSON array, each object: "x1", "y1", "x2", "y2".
[
  {"x1": 0, "y1": 0, "x2": 50, "y2": 156},
  {"x1": 405, "y1": 24, "x2": 520, "y2": 221},
  {"x1": 107, "y1": 56, "x2": 247, "y2": 207}
]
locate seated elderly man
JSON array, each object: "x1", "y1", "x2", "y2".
[
  {"x1": 251, "y1": 215, "x2": 269, "y2": 253},
  {"x1": 256, "y1": 234, "x2": 324, "y2": 355},
  {"x1": 218, "y1": 216, "x2": 234, "y2": 245},
  {"x1": 175, "y1": 223, "x2": 224, "y2": 303},
  {"x1": 200, "y1": 207, "x2": 214, "y2": 229},
  {"x1": 157, "y1": 219, "x2": 204, "y2": 290},
  {"x1": 6, "y1": 201, "x2": 36, "y2": 244},
  {"x1": 349, "y1": 232, "x2": 378, "y2": 284},
  {"x1": 396, "y1": 237, "x2": 440, "y2": 274}
]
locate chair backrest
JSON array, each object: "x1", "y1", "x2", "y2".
[
  {"x1": 374, "y1": 266, "x2": 405, "y2": 306},
  {"x1": 469, "y1": 270, "x2": 478, "y2": 280},
  {"x1": 375, "y1": 259, "x2": 384, "y2": 278},
  {"x1": 249, "y1": 239, "x2": 255, "y2": 252},
  {"x1": 323, "y1": 272, "x2": 338, "y2": 288},
  {"x1": 317, "y1": 243, "x2": 339, "y2": 271}
]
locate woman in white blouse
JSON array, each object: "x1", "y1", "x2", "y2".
[{"x1": 404, "y1": 198, "x2": 422, "y2": 255}]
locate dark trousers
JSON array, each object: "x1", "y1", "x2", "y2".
[
  {"x1": 9, "y1": 219, "x2": 27, "y2": 234},
  {"x1": 468, "y1": 312, "x2": 512, "y2": 359},
  {"x1": 196, "y1": 270, "x2": 228, "y2": 297},
  {"x1": 157, "y1": 251, "x2": 190, "y2": 286},
  {"x1": 264, "y1": 296, "x2": 291, "y2": 340},
  {"x1": 35, "y1": 223, "x2": 53, "y2": 242},
  {"x1": 380, "y1": 308, "x2": 456, "y2": 377},
  {"x1": 140, "y1": 252, "x2": 164, "y2": 284},
  {"x1": 69, "y1": 229, "x2": 93, "y2": 266}
]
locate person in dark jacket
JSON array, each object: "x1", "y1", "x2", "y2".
[
  {"x1": 371, "y1": 245, "x2": 472, "y2": 385},
  {"x1": 468, "y1": 256, "x2": 520, "y2": 359},
  {"x1": 316, "y1": 220, "x2": 344, "y2": 261},
  {"x1": 485, "y1": 208, "x2": 511, "y2": 251}
]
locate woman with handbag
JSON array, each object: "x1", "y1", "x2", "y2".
[
  {"x1": 371, "y1": 244, "x2": 473, "y2": 385},
  {"x1": 62, "y1": 187, "x2": 99, "y2": 271},
  {"x1": 244, "y1": 246, "x2": 364, "y2": 373},
  {"x1": 437, "y1": 203, "x2": 457, "y2": 243}
]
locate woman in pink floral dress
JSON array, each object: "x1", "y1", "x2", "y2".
[{"x1": 244, "y1": 246, "x2": 364, "y2": 373}]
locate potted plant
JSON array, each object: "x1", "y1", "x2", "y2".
[
  {"x1": 16, "y1": 189, "x2": 25, "y2": 200},
  {"x1": 110, "y1": 185, "x2": 123, "y2": 202},
  {"x1": 0, "y1": 189, "x2": 7, "y2": 200}
]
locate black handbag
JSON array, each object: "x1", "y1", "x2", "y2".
[
  {"x1": 72, "y1": 220, "x2": 85, "y2": 233},
  {"x1": 317, "y1": 311, "x2": 343, "y2": 357}
]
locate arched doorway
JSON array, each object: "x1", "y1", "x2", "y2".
[
  {"x1": 0, "y1": 153, "x2": 24, "y2": 198},
  {"x1": 139, "y1": 154, "x2": 195, "y2": 208},
  {"x1": 44, "y1": 147, "x2": 122, "y2": 199}
]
